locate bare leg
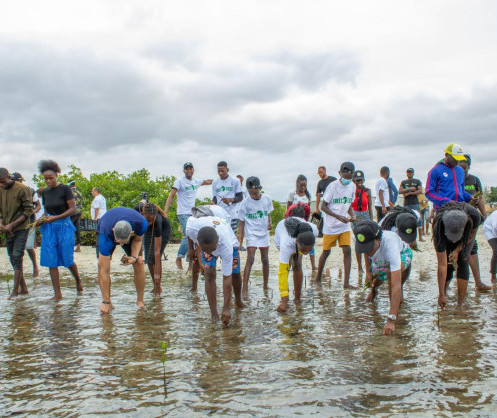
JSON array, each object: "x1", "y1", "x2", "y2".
[
  {"x1": 68, "y1": 263, "x2": 83, "y2": 292},
  {"x1": 242, "y1": 248, "x2": 256, "y2": 300},
  {"x1": 310, "y1": 254, "x2": 317, "y2": 271},
  {"x1": 293, "y1": 254, "x2": 303, "y2": 304},
  {"x1": 261, "y1": 248, "x2": 270, "y2": 289},
  {"x1": 147, "y1": 263, "x2": 156, "y2": 293},
  {"x1": 315, "y1": 249, "x2": 331, "y2": 283},
  {"x1": 342, "y1": 246, "x2": 355, "y2": 288},
  {"x1": 418, "y1": 227, "x2": 425, "y2": 241},
  {"x1": 456, "y1": 278, "x2": 469, "y2": 306},
  {"x1": 232, "y1": 272, "x2": 245, "y2": 308},
  {"x1": 7, "y1": 270, "x2": 24, "y2": 299},
  {"x1": 366, "y1": 279, "x2": 382, "y2": 302},
  {"x1": 175, "y1": 257, "x2": 183, "y2": 270},
  {"x1": 132, "y1": 258, "x2": 145, "y2": 309},
  {"x1": 49, "y1": 267, "x2": 63, "y2": 300},
  {"x1": 26, "y1": 249, "x2": 39, "y2": 277},
  {"x1": 355, "y1": 250, "x2": 364, "y2": 274},
  {"x1": 204, "y1": 267, "x2": 219, "y2": 322},
  {"x1": 222, "y1": 274, "x2": 232, "y2": 325},
  {"x1": 470, "y1": 253, "x2": 492, "y2": 290},
  {"x1": 191, "y1": 260, "x2": 199, "y2": 292}
]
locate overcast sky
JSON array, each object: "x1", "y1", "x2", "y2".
[{"x1": 1, "y1": 0, "x2": 496, "y2": 201}]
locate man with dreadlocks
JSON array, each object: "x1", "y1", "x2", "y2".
[
  {"x1": 433, "y1": 202, "x2": 482, "y2": 308},
  {"x1": 135, "y1": 202, "x2": 171, "y2": 296}
]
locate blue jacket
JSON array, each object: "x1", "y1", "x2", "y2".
[
  {"x1": 426, "y1": 161, "x2": 472, "y2": 210},
  {"x1": 387, "y1": 177, "x2": 398, "y2": 204}
]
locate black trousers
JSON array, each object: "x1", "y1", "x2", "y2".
[
  {"x1": 71, "y1": 212, "x2": 82, "y2": 245},
  {"x1": 6, "y1": 229, "x2": 29, "y2": 271}
]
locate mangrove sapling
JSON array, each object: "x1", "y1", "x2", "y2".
[{"x1": 160, "y1": 341, "x2": 167, "y2": 394}]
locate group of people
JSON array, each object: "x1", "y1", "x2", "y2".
[{"x1": 1, "y1": 143, "x2": 496, "y2": 335}]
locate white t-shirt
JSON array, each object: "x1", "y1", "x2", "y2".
[
  {"x1": 322, "y1": 180, "x2": 356, "y2": 235},
  {"x1": 287, "y1": 191, "x2": 311, "y2": 205},
  {"x1": 32, "y1": 192, "x2": 43, "y2": 220},
  {"x1": 199, "y1": 205, "x2": 231, "y2": 221},
  {"x1": 371, "y1": 230, "x2": 408, "y2": 273},
  {"x1": 212, "y1": 176, "x2": 242, "y2": 218},
  {"x1": 237, "y1": 194, "x2": 274, "y2": 247},
  {"x1": 483, "y1": 211, "x2": 497, "y2": 241},
  {"x1": 274, "y1": 217, "x2": 318, "y2": 264},
  {"x1": 186, "y1": 216, "x2": 239, "y2": 276},
  {"x1": 91, "y1": 194, "x2": 107, "y2": 220},
  {"x1": 375, "y1": 178, "x2": 390, "y2": 208},
  {"x1": 173, "y1": 177, "x2": 204, "y2": 215}
]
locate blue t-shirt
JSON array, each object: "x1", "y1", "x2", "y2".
[{"x1": 97, "y1": 207, "x2": 148, "y2": 256}]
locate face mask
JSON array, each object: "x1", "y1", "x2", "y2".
[{"x1": 341, "y1": 178, "x2": 352, "y2": 185}]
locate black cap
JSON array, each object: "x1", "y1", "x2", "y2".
[
  {"x1": 353, "y1": 220, "x2": 381, "y2": 253},
  {"x1": 12, "y1": 172, "x2": 24, "y2": 182},
  {"x1": 463, "y1": 154, "x2": 471, "y2": 166},
  {"x1": 442, "y1": 210, "x2": 468, "y2": 242},
  {"x1": 246, "y1": 176, "x2": 262, "y2": 189},
  {"x1": 340, "y1": 162, "x2": 355, "y2": 174},
  {"x1": 406, "y1": 168, "x2": 414, "y2": 173},
  {"x1": 395, "y1": 213, "x2": 418, "y2": 243},
  {"x1": 353, "y1": 170, "x2": 365, "y2": 180},
  {"x1": 183, "y1": 162, "x2": 194, "y2": 169}
]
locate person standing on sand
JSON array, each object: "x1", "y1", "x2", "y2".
[
  {"x1": 237, "y1": 176, "x2": 273, "y2": 299},
  {"x1": 12, "y1": 172, "x2": 40, "y2": 277},
  {"x1": 315, "y1": 166, "x2": 337, "y2": 237},
  {"x1": 164, "y1": 162, "x2": 213, "y2": 270},
  {"x1": 186, "y1": 216, "x2": 245, "y2": 325},
  {"x1": 97, "y1": 207, "x2": 148, "y2": 314},
  {"x1": 399, "y1": 168, "x2": 424, "y2": 242},
  {"x1": 68, "y1": 181, "x2": 83, "y2": 252},
  {"x1": 91, "y1": 187, "x2": 107, "y2": 257},
  {"x1": 375, "y1": 167, "x2": 392, "y2": 222},
  {"x1": 0, "y1": 168, "x2": 33, "y2": 299},
  {"x1": 212, "y1": 161, "x2": 243, "y2": 233},
  {"x1": 315, "y1": 162, "x2": 357, "y2": 288},
  {"x1": 432, "y1": 202, "x2": 481, "y2": 308},
  {"x1": 483, "y1": 210, "x2": 497, "y2": 284},
  {"x1": 351, "y1": 170, "x2": 373, "y2": 274},
  {"x1": 418, "y1": 187, "x2": 430, "y2": 237},
  {"x1": 353, "y1": 220, "x2": 413, "y2": 335},
  {"x1": 459, "y1": 155, "x2": 492, "y2": 291},
  {"x1": 36, "y1": 160, "x2": 83, "y2": 300}
]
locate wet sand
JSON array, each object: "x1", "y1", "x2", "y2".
[{"x1": 1, "y1": 231, "x2": 497, "y2": 415}]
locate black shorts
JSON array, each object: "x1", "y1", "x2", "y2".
[{"x1": 6, "y1": 229, "x2": 29, "y2": 271}]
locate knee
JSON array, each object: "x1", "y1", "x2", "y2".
[
  {"x1": 246, "y1": 255, "x2": 255, "y2": 266},
  {"x1": 342, "y1": 246, "x2": 351, "y2": 257},
  {"x1": 260, "y1": 253, "x2": 269, "y2": 265},
  {"x1": 10, "y1": 254, "x2": 23, "y2": 270},
  {"x1": 204, "y1": 266, "x2": 216, "y2": 281}
]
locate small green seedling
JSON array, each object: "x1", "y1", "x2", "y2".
[{"x1": 160, "y1": 341, "x2": 167, "y2": 395}]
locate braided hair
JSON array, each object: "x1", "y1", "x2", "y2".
[
  {"x1": 380, "y1": 205, "x2": 416, "y2": 231},
  {"x1": 284, "y1": 218, "x2": 315, "y2": 247},
  {"x1": 138, "y1": 202, "x2": 167, "y2": 219},
  {"x1": 433, "y1": 202, "x2": 473, "y2": 246}
]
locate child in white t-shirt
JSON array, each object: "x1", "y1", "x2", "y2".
[{"x1": 237, "y1": 177, "x2": 273, "y2": 298}]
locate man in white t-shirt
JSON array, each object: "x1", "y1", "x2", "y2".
[
  {"x1": 212, "y1": 161, "x2": 243, "y2": 232},
  {"x1": 186, "y1": 216, "x2": 244, "y2": 325},
  {"x1": 164, "y1": 162, "x2": 213, "y2": 270},
  {"x1": 375, "y1": 166, "x2": 392, "y2": 222},
  {"x1": 315, "y1": 162, "x2": 357, "y2": 288},
  {"x1": 91, "y1": 187, "x2": 107, "y2": 257}
]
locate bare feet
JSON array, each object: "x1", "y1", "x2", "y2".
[
  {"x1": 235, "y1": 299, "x2": 246, "y2": 309},
  {"x1": 476, "y1": 283, "x2": 492, "y2": 291},
  {"x1": 294, "y1": 298, "x2": 301, "y2": 305},
  {"x1": 211, "y1": 311, "x2": 220, "y2": 322},
  {"x1": 343, "y1": 284, "x2": 357, "y2": 289},
  {"x1": 100, "y1": 302, "x2": 113, "y2": 314},
  {"x1": 7, "y1": 292, "x2": 19, "y2": 300},
  {"x1": 52, "y1": 293, "x2": 63, "y2": 300},
  {"x1": 136, "y1": 300, "x2": 145, "y2": 309},
  {"x1": 77, "y1": 285, "x2": 84, "y2": 293},
  {"x1": 190, "y1": 285, "x2": 197, "y2": 292},
  {"x1": 221, "y1": 310, "x2": 231, "y2": 325},
  {"x1": 175, "y1": 257, "x2": 183, "y2": 270},
  {"x1": 75, "y1": 245, "x2": 81, "y2": 252},
  {"x1": 33, "y1": 268, "x2": 39, "y2": 278},
  {"x1": 20, "y1": 288, "x2": 29, "y2": 295},
  {"x1": 242, "y1": 289, "x2": 249, "y2": 300}
]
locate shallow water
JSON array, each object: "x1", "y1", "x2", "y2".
[{"x1": 1, "y1": 265, "x2": 497, "y2": 416}]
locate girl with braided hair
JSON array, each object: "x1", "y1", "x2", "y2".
[
  {"x1": 433, "y1": 202, "x2": 482, "y2": 308},
  {"x1": 135, "y1": 202, "x2": 171, "y2": 296},
  {"x1": 274, "y1": 215, "x2": 318, "y2": 312},
  {"x1": 379, "y1": 205, "x2": 419, "y2": 247}
]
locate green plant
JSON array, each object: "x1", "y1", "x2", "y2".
[{"x1": 160, "y1": 341, "x2": 167, "y2": 394}]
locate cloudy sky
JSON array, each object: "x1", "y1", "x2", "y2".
[{"x1": 1, "y1": 0, "x2": 496, "y2": 201}]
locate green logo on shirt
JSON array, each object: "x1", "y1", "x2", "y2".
[
  {"x1": 185, "y1": 185, "x2": 197, "y2": 191},
  {"x1": 246, "y1": 210, "x2": 268, "y2": 220},
  {"x1": 216, "y1": 186, "x2": 234, "y2": 193},
  {"x1": 332, "y1": 196, "x2": 353, "y2": 204}
]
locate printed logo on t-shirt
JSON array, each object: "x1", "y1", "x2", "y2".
[
  {"x1": 332, "y1": 196, "x2": 353, "y2": 204},
  {"x1": 185, "y1": 184, "x2": 198, "y2": 191},
  {"x1": 213, "y1": 220, "x2": 220, "y2": 226},
  {"x1": 246, "y1": 210, "x2": 269, "y2": 220},
  {"x1": 465, "y1": 185, "x2": 476, "y2": 191},
  {"x1": 216, "y1": 186, "x2": 234, "y2": 193},
  {"x1": 443, "y1": 172, "x2": 448, "y2": 177}
]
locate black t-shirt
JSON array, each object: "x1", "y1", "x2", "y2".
[
  {"x1": 464, "y1": 174, "x2": 482, "y2": 196},
  {"x1": 133, "y1": 205, "x2": 171, "y2": 239},
  {"x1": 434, "y1": 204, "x2": 481, "y2": 252},
  {"x1": 42, "y1": 184, "x2": 74, "y2": 215},
  {"x1": 400, "y1": 178, "x2": 422, "y2": 206},
  {"x1": 316, "y1": 176, "x2": 337, "y2": 196}
]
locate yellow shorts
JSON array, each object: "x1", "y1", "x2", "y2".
[{"x1": 323, "y1": 231, "x2": 351, "y2": 250}]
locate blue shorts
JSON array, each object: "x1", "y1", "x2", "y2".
[{"x1": 201, "y1": 248, "x2": 241, "y2": 274}]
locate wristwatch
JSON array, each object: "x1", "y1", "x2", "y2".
[{"x1": 387, "y1": 314, "x2": 397, "y2": 322}]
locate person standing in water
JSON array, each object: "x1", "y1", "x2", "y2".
[
  {"x1": 36, "y1": 160, "x2": 83, "y2": 300},
  {"x1": 164, "y1": 162, "x2": 213, "y2": 270},
  {"x1": 399, "y1": 168, "x2": 424, "y2": 242},
  {"x1": 375, "y1": 167, "x2": 392, "y2": 222},
  {"x1": 0, "y1": 168, "x2": 33, "y2": 299},
  {"x1": 483, "y1": 210, "x2": 497, "y2": 284},
  {"x1": 237, "y1": 176, "x2": 273, "y2": 299},
  {"x1": 315, "y1": 162, "x2": 357, "y2": 288},
  {"x1": 68, "y1": 180, "x2": 83, "y2": 252},
  {"x1": 212, "y1": 161, "x2": 243, "y2": 233},
  {"x1": 459, "y1": 154, "x2": 492, "y2": 290}
]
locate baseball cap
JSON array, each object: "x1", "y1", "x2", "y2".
[
  {"x1": 442, "y1": 210, "x2": 468, "y2": 242},
  {"x1": 12, "y1": 172, "x2": 24, "y2": 182},
  {"x1": 340, "y1": 162, "x2": 355, "y2": 173},
  {"x1": 183, "y1": 162, "x2": 194, "y2": 169},
  {"x1": 444, "y1": 143, "x2": 466, "y2": 161},
  {"x1": 353, "y1": 170, "x2": 365, "y2": 180},
  {"x1": 395, "y1": 213, "x2": 418, "y2": 243},
  {"x1": 353, "y1": 220, "x2": 381, "y2": 254},
  {"x1": 68, "y1": 180, "x2": 76, "y2": 187},
  {"x1": 463, "y1": 154, "x2": 471, "y2": 166},
  {"x1": 406, "y1": 168, "x2": 414, "y2": 173},
  {"x1": 246, "y1": 176, "x2": 262, "y2": 189}
]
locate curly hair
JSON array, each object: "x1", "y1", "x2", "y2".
[
  {"x1": 38, "y1": 160, "x2": 61, "y2": 174},
  {"x1": 138, "y1": 202, "x2": 167, "y2": 219},
  {"x1": 380, "y1": 205, "x2": 416, "y2": 231},
  {"x1": 433, "y1": 202, "x2": 473, "y2": 246}
]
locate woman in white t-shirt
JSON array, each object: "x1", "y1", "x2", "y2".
[
  {"x1": 274, "y1": 217, "x2": 317, "y2": 312},
  {"x1": 287, "y1": 174, "x2": 312, "y2": 208},
  {"x1": 237, "y1": 176, "x2": 273, "y2": 299},
  {"x1": 353, "y1": 220, "x2": 413, "y2": 335}
]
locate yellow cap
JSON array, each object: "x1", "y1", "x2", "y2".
[{"x1": 444, "y1": 143, "x2": 467, "y2": 161}]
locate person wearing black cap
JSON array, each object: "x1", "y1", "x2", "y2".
[
  {"x1": 353, "y1": 220, "x2": 413, "y2": 335},
  {"x1": 432, "y1": 202, "x2": 482, "y2": 308},
  {"x1": 459, "y1": 155, "x2": 492, "y2": 291},
  {"x1": 378, "y1": 206, "x2": 419, "y2": 246},
  {"x1": 68, "y1": 180, "x2": 83, "y2": 252},
  {"x1": 237, "y1": 176, "x2": 273, "y2": 299},
  {"x1": 399, "y1": 168, "x2": 424, "y2": 242},
  {"x1": 315, "y1": 162, "x2": 357, "y2": 288},
  {"x1": 164, "y1": 162, "x2": 213, "y2": 270},
  {"x1": 351, "y1": 170, "x2": 373, "y2": 274}
]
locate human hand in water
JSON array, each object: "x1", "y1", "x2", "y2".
[
  {"x1": 383, "y1": 321, "x2": 395, "y2": 335},
  {"x1": 438, "y1": 294, "x2": 447, "y2": 309}
]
